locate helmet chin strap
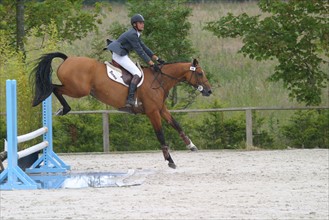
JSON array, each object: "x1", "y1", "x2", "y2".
[{"x1": 133, "y1": 23, "x2": 143, "y2": 32}]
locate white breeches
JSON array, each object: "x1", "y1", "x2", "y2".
[{"x1": 112, "y1": 53, "x2": 142, "y2": 77}]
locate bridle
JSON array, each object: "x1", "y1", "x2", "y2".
[
  {"x1": 186, "y1": 64, "x2": 209, "y2": 93},
  {"x1": 151, "y1": 62, "x2": 209, "y2": 107},
  {"x1": 155, "y1": 62, "x2": 209, "y2": 92}
]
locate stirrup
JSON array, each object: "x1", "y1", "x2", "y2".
[{"x1": 125, "y1": 99, "x2": 135, "y2": 107}]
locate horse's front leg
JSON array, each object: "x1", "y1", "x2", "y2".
[
  {"x1": 147, "y1": 111, "x2": 176, "y2": 169},
  {"x1": 161, "y1": 108, "x2": 198, "y2": 151}
]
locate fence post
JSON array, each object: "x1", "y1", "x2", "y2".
[
  {"x1": 102, "y1": 112, "x2": 109, "y2": 153},
  {"x1": 246, "y1": 109, "x2": 253, "y2": 148}
]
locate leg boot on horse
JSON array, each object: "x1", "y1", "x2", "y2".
[{"x1": 162, "y1": 146, "x2": 176, "y2": 169}]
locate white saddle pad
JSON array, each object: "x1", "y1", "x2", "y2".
[{"x1": 104, "y1": 61, "x2": 144, "y2": 87}]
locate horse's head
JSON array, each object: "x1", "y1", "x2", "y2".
[{"x1": 185, "y1": 59, "x2": 212, "y2": 96}]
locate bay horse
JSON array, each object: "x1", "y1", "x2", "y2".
[{"x1": 30, "y1": 52, "x2": 212, "y2": 169}]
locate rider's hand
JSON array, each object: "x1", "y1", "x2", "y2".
[
  {"x1": 153, "y1": 63, "x2": 161, "y2": 72},
  {"x1": 157, "y1": 57, "x2": 165, "y2": 65},
  {"x1": 149, "y1": 60, "x2": 160, "y2": 72}
]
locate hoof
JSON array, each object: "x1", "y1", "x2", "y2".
[
  {"x1": 190, "y1": 146, "x2": 198, "y2": 152},
  {"x1": 168, "y1": 162, "x2": 176, "y2": 169}
]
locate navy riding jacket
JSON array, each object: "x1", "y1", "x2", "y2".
[{"x1": 108, "y1": 28, "x2": 154, "y2": 63}]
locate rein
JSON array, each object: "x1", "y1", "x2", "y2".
[{"x1": 156, "y1": 65, "x2": 183, "y2": 82}]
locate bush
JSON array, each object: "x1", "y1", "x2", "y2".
[
  {"x1": 195, "y1": 100, "x2": 246, "y2": 149},
  {"x1": 252, "y1": 112, "x2": 274, "y2": 148},
  {"x1": 281, "y1": 110, "x2": 329, "y2": 148},
  {"x1": 196, "y1": 101, "x2": 275, "y2": 149},
  {"x1": 109, "y1": 114, "x2": 159, "y2": 151},
  {"x1": 53, "y1": 114, "x2": 103, "y2": 152}
]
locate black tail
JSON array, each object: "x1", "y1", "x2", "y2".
[{"x1": 30, "y1": 52, "x2": 68, "y2": 107}]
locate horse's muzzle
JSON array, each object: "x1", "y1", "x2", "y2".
[
  {"x1": 202, "y1": 89, "x2": 212, "y2": 96},
  {"x1": 196, "y1": 85, "x2": 212, "y2": 96}
]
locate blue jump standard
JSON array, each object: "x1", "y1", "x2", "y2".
[{"x1": 0, "y1": 80, "x2": 70, "y2": 190}]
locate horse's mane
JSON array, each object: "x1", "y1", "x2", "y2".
[
  {"x1": 163, "y1": 60, "x2": 191, "y2": 65},
  {"x1": 141, "y1": 60, "x2": 191, "y2": 68}
]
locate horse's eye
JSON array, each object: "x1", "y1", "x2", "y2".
[{"x1": 197, "y1": 72, "x2": 203, "y2": 76}]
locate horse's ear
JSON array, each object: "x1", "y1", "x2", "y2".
[{"x1": 192, "y1": 58, "x2": 198, "y2": 66}]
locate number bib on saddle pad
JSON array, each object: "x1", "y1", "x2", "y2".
[{"x1": 104, "y1": 61, "x2": 144, "y2": 87}]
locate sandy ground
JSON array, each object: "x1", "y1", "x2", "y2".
[{"x1": 0, "y1": 149, "x2": 328, "y2": 220}]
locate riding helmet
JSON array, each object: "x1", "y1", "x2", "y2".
[{"x1": 131, "y1": 14, "x2": 145, "y2": 25}]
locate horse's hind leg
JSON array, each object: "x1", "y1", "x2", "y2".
[
  {"x1": 161, "y1": 109, "x2": 198, "y2": 151},
  {"x1": 53, "y1": 85, "x2": 71, "y2": 115}
]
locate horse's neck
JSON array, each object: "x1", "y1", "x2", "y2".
[{"x1": 162, "y1": 63, "x2": 189, "y2": 87}]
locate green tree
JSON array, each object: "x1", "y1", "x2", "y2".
[
  {"x1": 0, "y1": 0, "x2": 105, "y2": 53},
  {"x1": 16, "y1": 0, "x2": 25, "y2": 53},
  {"x1": 204, "y1": 0, "x2": 329, "y2": 105},
  {"x1": 0, "y1": 0, "x2": 107, "y2": 150},
  {"x1": 0, "y1": 29, "x2": 39, "y2": 143}
]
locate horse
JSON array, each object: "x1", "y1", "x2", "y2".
[{"x1": 30, "y1": 52, "x2": 212, "y2": 169}]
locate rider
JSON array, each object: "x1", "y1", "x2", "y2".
[{"x1": 108, "y1": 14, "x2": 165, "y2": 107}]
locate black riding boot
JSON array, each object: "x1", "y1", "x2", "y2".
[
  {"x1": 126, "y1": 75, "x2": 140, "y2": 107},
  {"x1": 126, "y1": 83, "x2": 137, "y2": 107}
]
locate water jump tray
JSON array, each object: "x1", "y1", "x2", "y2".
[{"x1": 28, "y1": 169, "x2": 144, "y2": 189}]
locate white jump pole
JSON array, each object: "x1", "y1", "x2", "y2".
[
  {"x1": 4, "y1": 127, "x2": 49, "y2": 161},
  {"x1": 17, "y1": 127, "x2": 48, "y2": 144},
  {"x1": 17, "y1": 141, "x2": 49, "y2": 159}
]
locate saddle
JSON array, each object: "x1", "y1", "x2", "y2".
[{"x1": 104, "y1": 60, "x2": 144, "y2": 87}]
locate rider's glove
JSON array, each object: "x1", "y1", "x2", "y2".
[
  {"x1": 157, "y1": 57, "x2": 165, "y2": 65},
  {"x1": 152, "y1": 63, "x2": 161, "y2": 72}
]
